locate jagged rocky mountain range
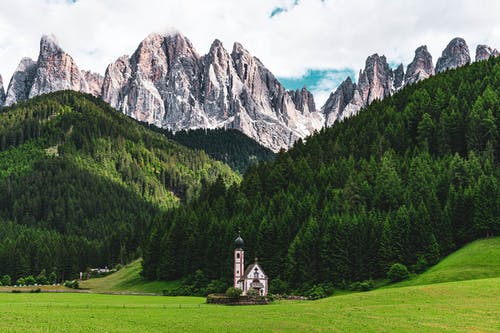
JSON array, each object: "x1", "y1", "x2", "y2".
[
  {"x1": 322, "y1": 38, "x2": 498, "y2": 124},
  {"x1": 3, "y1": 35, "x2": 103, "y2": 107},
  {"x1": 100, "y1": 34, "x2": 323, "y2": 151},
  {"x1": 0, "y1": 34, "x2": 498, "y2": 151}
]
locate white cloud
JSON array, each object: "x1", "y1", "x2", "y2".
[{"x1": 0, "y1": 0, "x2": 499, "y2": 106}]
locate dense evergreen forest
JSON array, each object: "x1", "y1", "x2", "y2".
[
  {"x1": 143, "y1": 57, "x2": 499, "y2": 292},
  {"x1": 144, "y1": 127, "x2": 275, "y2": 174},
  {"x1": 0, "y1": 91, "x2": 239, "y2": 281}
]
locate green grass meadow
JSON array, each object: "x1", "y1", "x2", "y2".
[
  {"x1": 1, "y1": 238, "x2": 499, "y2": 332},
  {"x1": 0, "y1": 277, "x2": 498, "y2": 332},
  {"x1": 393, "y1": 237, "x2": 500, "y2": 288},
  {"x1": 79, "y1": 259, "x2": 180, "y2": 294}
]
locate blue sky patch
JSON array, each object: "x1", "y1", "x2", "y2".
[
  {"x1": 270, "y1": 7, "x2": 287, "y2": 18},
  {"x1": 279, "y1": 68, "x2": 356, "y2": 105},
  {"x1": 269, "y1": 0, "x2": 302, "y2": 18},
  {"x1": 279, "y1": 68, "x2": 355, "y2": 91}
]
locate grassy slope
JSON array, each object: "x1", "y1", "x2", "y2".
[
  {"x1": 79, "y1": 260, "x2": 180, "y2": 294},
  {"x1": 0, "y1": 278, "x2": 498, "y2": 332},
  {"x1": 393, "y1": 237, "x2": 500, "y2": 288}
]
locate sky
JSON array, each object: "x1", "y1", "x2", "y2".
[{"x1": 0, "y1": 0, "x2": 499, "y2": 106}]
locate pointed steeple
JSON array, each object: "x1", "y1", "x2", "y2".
[{"x1": 234, "y1": 230, "x2": 244, "y2": 248}]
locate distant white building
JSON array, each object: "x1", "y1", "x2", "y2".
[{"x1": 233, "y1": 233, "x2": 268, "y2": 296}]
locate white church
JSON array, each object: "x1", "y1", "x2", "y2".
[{"x1": 233, "y1": 233, "x2": 268, "y2": 296}]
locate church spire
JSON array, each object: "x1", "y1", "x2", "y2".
[
  {"x1": 234, "y1": 232, "x2": 245, "y2": 290},
  {"x1": 234, "y1": 230, "x2": 244, "y2": 248}
]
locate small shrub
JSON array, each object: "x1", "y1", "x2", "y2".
[
  {"x1": 206, "y1": 278, "x2": 229, "y2": 294},
  {"x1": 306, "y1": 286, "x2": 326, "y2": 300},
  {"x1": 246, "y1": 289, "x2": 259, "y2": 298},
  {"x1": 163, "y1": 285, "x2": 193, "y2": 296},
  {"x1": 225, "y1": 287, "x2": 242, "y2": 300},
  {"x1": 387, "y1": 263, "x2": 410, "y2": 282},
  {"x1": 24, "y1": 276, "x2": 36, "y2": 286},
  {"x1": 193, "y1": 270, "x2": 209, "y2": 290},
  {"x1": 359, "y1": 280, "x2": 374, "y2": 291},
  {"x1": 411, "y1": 255, "x2": 429, "y2": 273},
  {"x1": 350, "y1": 280, "x2": 374, "y2": 292},
  {"x1": 2, "y1": 275, "x2": 11, "y2": 286},
  {"x1": 304, "y1": 283, "x2": 335, "y2": 299},
  {"x1": 36, "y1": 275, "x2": 48, "y2": 285},
  {"x1": 64, "y1": 280, "x2": 79, "y2": 289},
  {"x1": 303, "y1": 284, "x2": 334, "y2": 300},
  {"x1": 16, "y1": 277, "x2": 25, "y2": 286},
  {"x1": 48, "y1": 272, "x2": 57, "y2": 285}
]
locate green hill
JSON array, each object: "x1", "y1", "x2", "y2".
[
  {"x1": 144, "y1": 126, "x2": 276, "y2": 173},
  {"x1": 394, "y1": 237, "x2": 500, "y2": 287},
  {"x1": 0, "y1": 91, "x2": 239, "y2": 281},
  {"x1": 79, "y1": 259, "x2": 179, "y2": 294},
  {"x1": 143, "y1": 56, "x2": 500, "y2": 288}
]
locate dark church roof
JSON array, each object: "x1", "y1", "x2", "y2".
[{"x1": 234, "y1": 234, "x2": 244, "y2": 248}]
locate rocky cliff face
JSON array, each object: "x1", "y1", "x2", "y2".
[
  {"x1": 476, "y1": 44, "x2": 500, "y2": 61},
  {"x1": 435, "y1": 38, "x2": 470, "y2": 73},
  {"x1": 404, "y1": 45, "x2": 434, "y2": 85},
  {"x1": 0, "y1": 75, "x2": 5, "y2": 106},
  {"x1": 289, "y1": 87, "x2": 316, "y2": 115},
  {"x1": 393, "y1": 64, "x2": 404, "y2": 90},
  {"x1": 321, "y1": 37, "x2": 490, "y2": 126},
  {"x1": 102, "y1": 32, "x2": 322, "y2": 151},
  {"x1": 29, "y1": 35, "x2": 88, "y2": 98},
  {"x1": 4, "y1": 35, "x2": 102, "y2": 106},
  {"x1": 82, "y1": 70, "x2": 104, "y2": 97},
  {"x1": 358, "y1": 54, "x2": 394, "y2": 104},
  {"x1": 4, "y1": 57, "x2": 37, "y2": 106},
  {"x1": 322, "y1": 54, "x2": 394, "y2": 124},
  {"x1": 322, "y1": 77, "x2": 356, "y2": 126}
]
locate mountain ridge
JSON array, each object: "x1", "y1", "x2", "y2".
[
  {"x1": 1, "y1": 34, "x2": 498, "y2": 150},
  {"x1": 321, "y1": 37, "x2": 498, "y2": 125}
]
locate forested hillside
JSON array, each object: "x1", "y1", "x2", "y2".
[
  {"x1": 143, "y1": 57, "x2": 499, "y2": 291},
  {"x1": 0, "y1": 91, "x2": 239, "y2": 281},
  {"x1": 143, "y1": 126, "x2": 275, "y2": 173}
]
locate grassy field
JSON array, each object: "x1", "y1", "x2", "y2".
[
  {"x1": 393, "y1": 237, "x2": 500, "y2": 288},
  {"x1": 79, "y1": 259, "x2": 180, "y2": 294},
  {"x1": 0, "y1": 277, "x2": 498, "y2": 332},
  {"x1": 1, "y1": 238, "x2": 498, "y2": 332}
]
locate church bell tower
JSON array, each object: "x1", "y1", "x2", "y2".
[{"x1": 234, "y1": 232, "x2": 245, "y2": 290}]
